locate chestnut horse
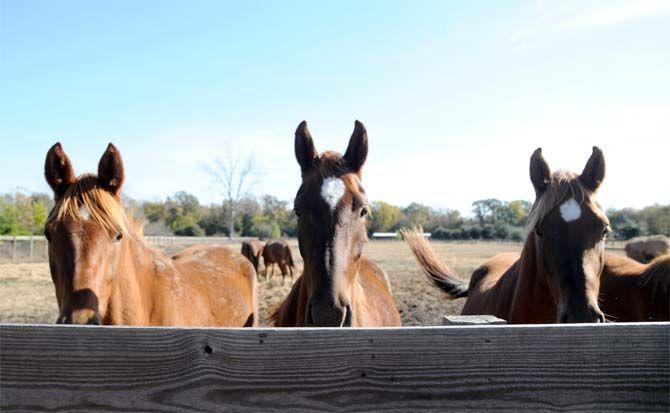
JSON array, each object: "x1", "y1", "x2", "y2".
[
  {"x1": 403, "y1": 147, "x2": 610, "y2": 323},
  {"x1": 599, "y1": 253, "x2": 669, "y2": 322},
  {"x1": 44, "y1": 143, "x2": 258, "y2": 326},
  {"x1": 271, "y1": 120, "x2": 401, "y2": 327},
  {"x1": 241, "y1": 239, "x2": 263, "y2": 275},
  {"x1": 262, "y1": 240, "x2": 295, "y2": 285}
]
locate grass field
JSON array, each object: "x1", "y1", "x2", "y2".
[{"x1": 0, "y1": 240, "x2": 624, "y2": 326}]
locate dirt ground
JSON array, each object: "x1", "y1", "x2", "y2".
[{"x1": 0, "y1": 240, "x2": 536, "y2": 326}]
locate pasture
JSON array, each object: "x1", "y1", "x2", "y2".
[{"x1": 0, "y1": 239, "x2": 626, "y2": 326}]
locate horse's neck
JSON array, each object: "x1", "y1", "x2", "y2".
[
  {"x1": 275, "y1": 274, "x2": 309, "y2": 327},
  {"x1": 509, "y1": 233, "x2": 556, "y2": 323},
  {"x1": 105, "y1": 234, "x2": 157, "y2": 325}
]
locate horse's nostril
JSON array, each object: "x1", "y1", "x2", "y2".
[
  {"x1": 343, "y1": 304, "x2": 353, "y2": 327},
  {"x1": 305, "y1": 303, "x2": 315, "y2": 326}
]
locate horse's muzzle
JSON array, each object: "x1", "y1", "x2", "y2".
[
  {"x1": 306, "y1": 298, "x2": 352, "y2": 327},
  {"x1": 58, "y1": 309, "x2": 101, "y2": 325},
  {"x1": 558, "y1": 307, "x2": 605, "y2": 323}
]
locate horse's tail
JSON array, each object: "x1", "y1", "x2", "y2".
[
  {"x1": 400, "y1": 227, "x2": 468, "y2": 299},
  {"x1": 241, "y1": 242, "x2": 251, "y2": 260},
  {"x1": 286, "y1": 244, "x2": 295, "y2": 269},
  {"x1": 640, "y1": 254, "x2": 670, "y2": 302}
]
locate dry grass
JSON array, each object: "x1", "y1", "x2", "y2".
[{"x1": 0, "y1": 239, "x2": 624, "y2": 326}]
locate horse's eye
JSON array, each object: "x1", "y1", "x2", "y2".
[
  {"x1": 294, "y1": 209, "x2": 302, "y2": 218},
  {"x1": 360, "y1": 207, "x2": 368, "y2": 218},
  {"x1": 603, "y1": 226, "x2": 611, "y2": 238},
  {"x1": 44, "y1": 230, "x2": 51, "y2": 242},
  {"x1": 115, "y1": 233, "x2": 123, "y2": 242}
]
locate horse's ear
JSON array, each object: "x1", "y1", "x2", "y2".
[
  {"x1": 579, "y1": 146, "x2": 605, "y2": 192},
  {"x1": 45, "y1": 142, "x2": 76, "y2": 198},
  {"x1": 295, "y1": 121, "x2": 317, "y2": 174},
  {"x1": 97, "y1": 143, "x2": 125, "y2": 196},
  {"x1": 529, "y1": 148, "x2": 551, "y2": 197},
  {"x1": 343, "y1": 120, "x2": 368, "y2": 175}
]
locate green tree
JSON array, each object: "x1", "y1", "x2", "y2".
[
  {"x1": 369, "y1": 201, "x2": 404, "y2": 233},
  {"x1": 31, "y1": 202, "x2": 47, "y2": 234},
  {"x1": 142, "y1": 201, "x2": 168, "y2": 223},
  {"x1": 507, "y1": 200, "x2": 532, "y2": 226},
  {"x1": 402, "y1": 203, "x2": 431, "y2": 228}
]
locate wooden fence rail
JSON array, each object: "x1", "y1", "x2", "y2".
[{"x1": 1, "y1": 323, "x2": 668, "y2": 412}]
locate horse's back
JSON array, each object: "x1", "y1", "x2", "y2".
[
  {"x1": 172, "y1": 244, "x2": 258, "y2": 326},
  {"x1": 600, "y1": 253, "x2": 669, "y2": 322},
  {"x1": 242, "y1": 240, "x2": 261, "y2": 258},
  {"x1": 357, "y1": 257, "x2": 402, "y2": 326},
  {"x1": 263, "y1": 240, "x2": 293, "y2": 265},
  {"x1": 462, "y1": 252, "x2": 520, "y2": 318}
]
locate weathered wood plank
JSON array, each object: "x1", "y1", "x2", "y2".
[
  {"x1": 443, "y1": 315, "x2": 506, "y2": 325},
  {"x1": 1, "y1": 323, "x2": 668, "y2": 412}
]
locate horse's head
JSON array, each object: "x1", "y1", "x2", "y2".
[
  {"x1": 527, "y1": 147, "x2": 610, "y2": 323},
  {"x1": 44, "y1": 143, "x2": 128, "y2": 325},
  {"x1": 293, "y1": 120, "x2": 370, "y2": 327}
]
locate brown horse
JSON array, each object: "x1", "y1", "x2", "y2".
[
  {"x1": 403, "y1": 147, "x2": 610, "y2": 323},
  {"x1": 262, "y1": 240, "x2": 295, "y2": 285},
  {"x1": 599, "y1": 253, "x2": 669, "y2": 322},
  {"x1": 44, "y1": 143, "x2": 258, "y2": 326},
  {"x1": 271, "y1": 120, "x2": 401, "y2": 327},
  {"x1": 241, "y1": 239, "x2": 263, "y2": 275},
  {"x1": 624, "y1": 235, "x2": 670, "y2": 263}
]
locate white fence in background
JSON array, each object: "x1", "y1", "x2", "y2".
[
  {"x1": 0, "y1": 235, "x2": 625, "y2": 262},
  {"x1": 372, "y1": 232, "x2": 431, "y2": 239},
  {"x1": 0, "y1": 235, "x2": 247, "y2": 262}
]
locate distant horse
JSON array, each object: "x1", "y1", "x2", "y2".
[
  {"x1": 599, "y1": 253, "x2": 669, "y2": 322},
  {"x1": 624, "y1": 235, "x2": 670, "y2": 263},
  {"x1": 262, "y1": 240, "x2": 295, "y2": 285},
  {"x1": 241, "y1": 239, "x2": 263, "y2": 275},
  {"x1": 44, "y1": 143, "x2": 258, "y2": 326},
  {"x1": 271, "y1": 121, "x2": 401, "y2": 327},
  {"x1": 403, "y1": 147, "x2": 610, "y2": 323}
]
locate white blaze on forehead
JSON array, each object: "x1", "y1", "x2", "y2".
[
  {"x1": 559, "y1": 198, "x2": 582, "y2": 222},
  {"x1": 79, "y1": 205, "x2": 90, "y2": 221},
  {"x1": 321, "y1": 177, "x2": 346, "y2": 210}
]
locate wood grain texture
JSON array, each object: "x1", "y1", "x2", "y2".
[{"x1": 1, "y1": 323, "x2": 668, "y2": 412}]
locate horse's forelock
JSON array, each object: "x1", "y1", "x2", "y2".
[
  {"x1": 52, "y1": 174, "x2": 133, "y2": 236},
  {"x1": 525, "y1": 170, "x2": 590, "y2": 235}
]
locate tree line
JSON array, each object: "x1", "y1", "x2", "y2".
[{"x1": 1, "y1": 190, "x2": 667, "y2": 241}]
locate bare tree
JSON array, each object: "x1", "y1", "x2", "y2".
[{"x1": 203, "y1": 147, "x2": 258, "y2": 239}]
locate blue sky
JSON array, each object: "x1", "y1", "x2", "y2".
[{"x1": 1, "y1": 0, "x2": 669, "y2": 215}]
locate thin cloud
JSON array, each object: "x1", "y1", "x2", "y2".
[{"x1": 511, "y1": 0, "x2": 670, "y2": 49}]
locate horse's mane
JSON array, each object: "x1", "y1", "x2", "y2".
[
  {"x1": 269, "y1": 276, "x2": 304, "y2": 326},
  {"x1": 640, "y1": 254, "x2": 670, "y2": 302},
  {"x1": 525, "y1": 170, "x2": 590, "y2": 234},
  {"x1": 50, "y1": 174, "x2": 142, "y2": 237},
  {"x1": 311, "y1": 151, "x2": 352, "y2": 178}
]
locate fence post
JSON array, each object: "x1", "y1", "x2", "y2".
[
  {"x1": 29, "y1": 236, "x2": 34, "y2": 260},
  {"x1": 12, "y1": 236, "x2": 17, "y2": 261}
]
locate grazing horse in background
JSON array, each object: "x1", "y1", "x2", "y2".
[
  {"x1": 624, "y1": 235, "x2": 670, "y2": 263},
  {"x1": 241, "y1": 239, "x2": 263, "y2": 275},
  {"x1": 599, "y1": 253, "x2": 669, "y2": 322},
  {"x1": 44, "y1": 143, "x2": 258, "y2": 326},
  {"x1": 262, "y1": 240, "x2": 295, "y2": 285},
  {"x1": 271, "y1": 120, "x2": 401, "y2": 327},
  {"x1": 403, "y1": 147, "x2": 610, "y2": 324}
]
